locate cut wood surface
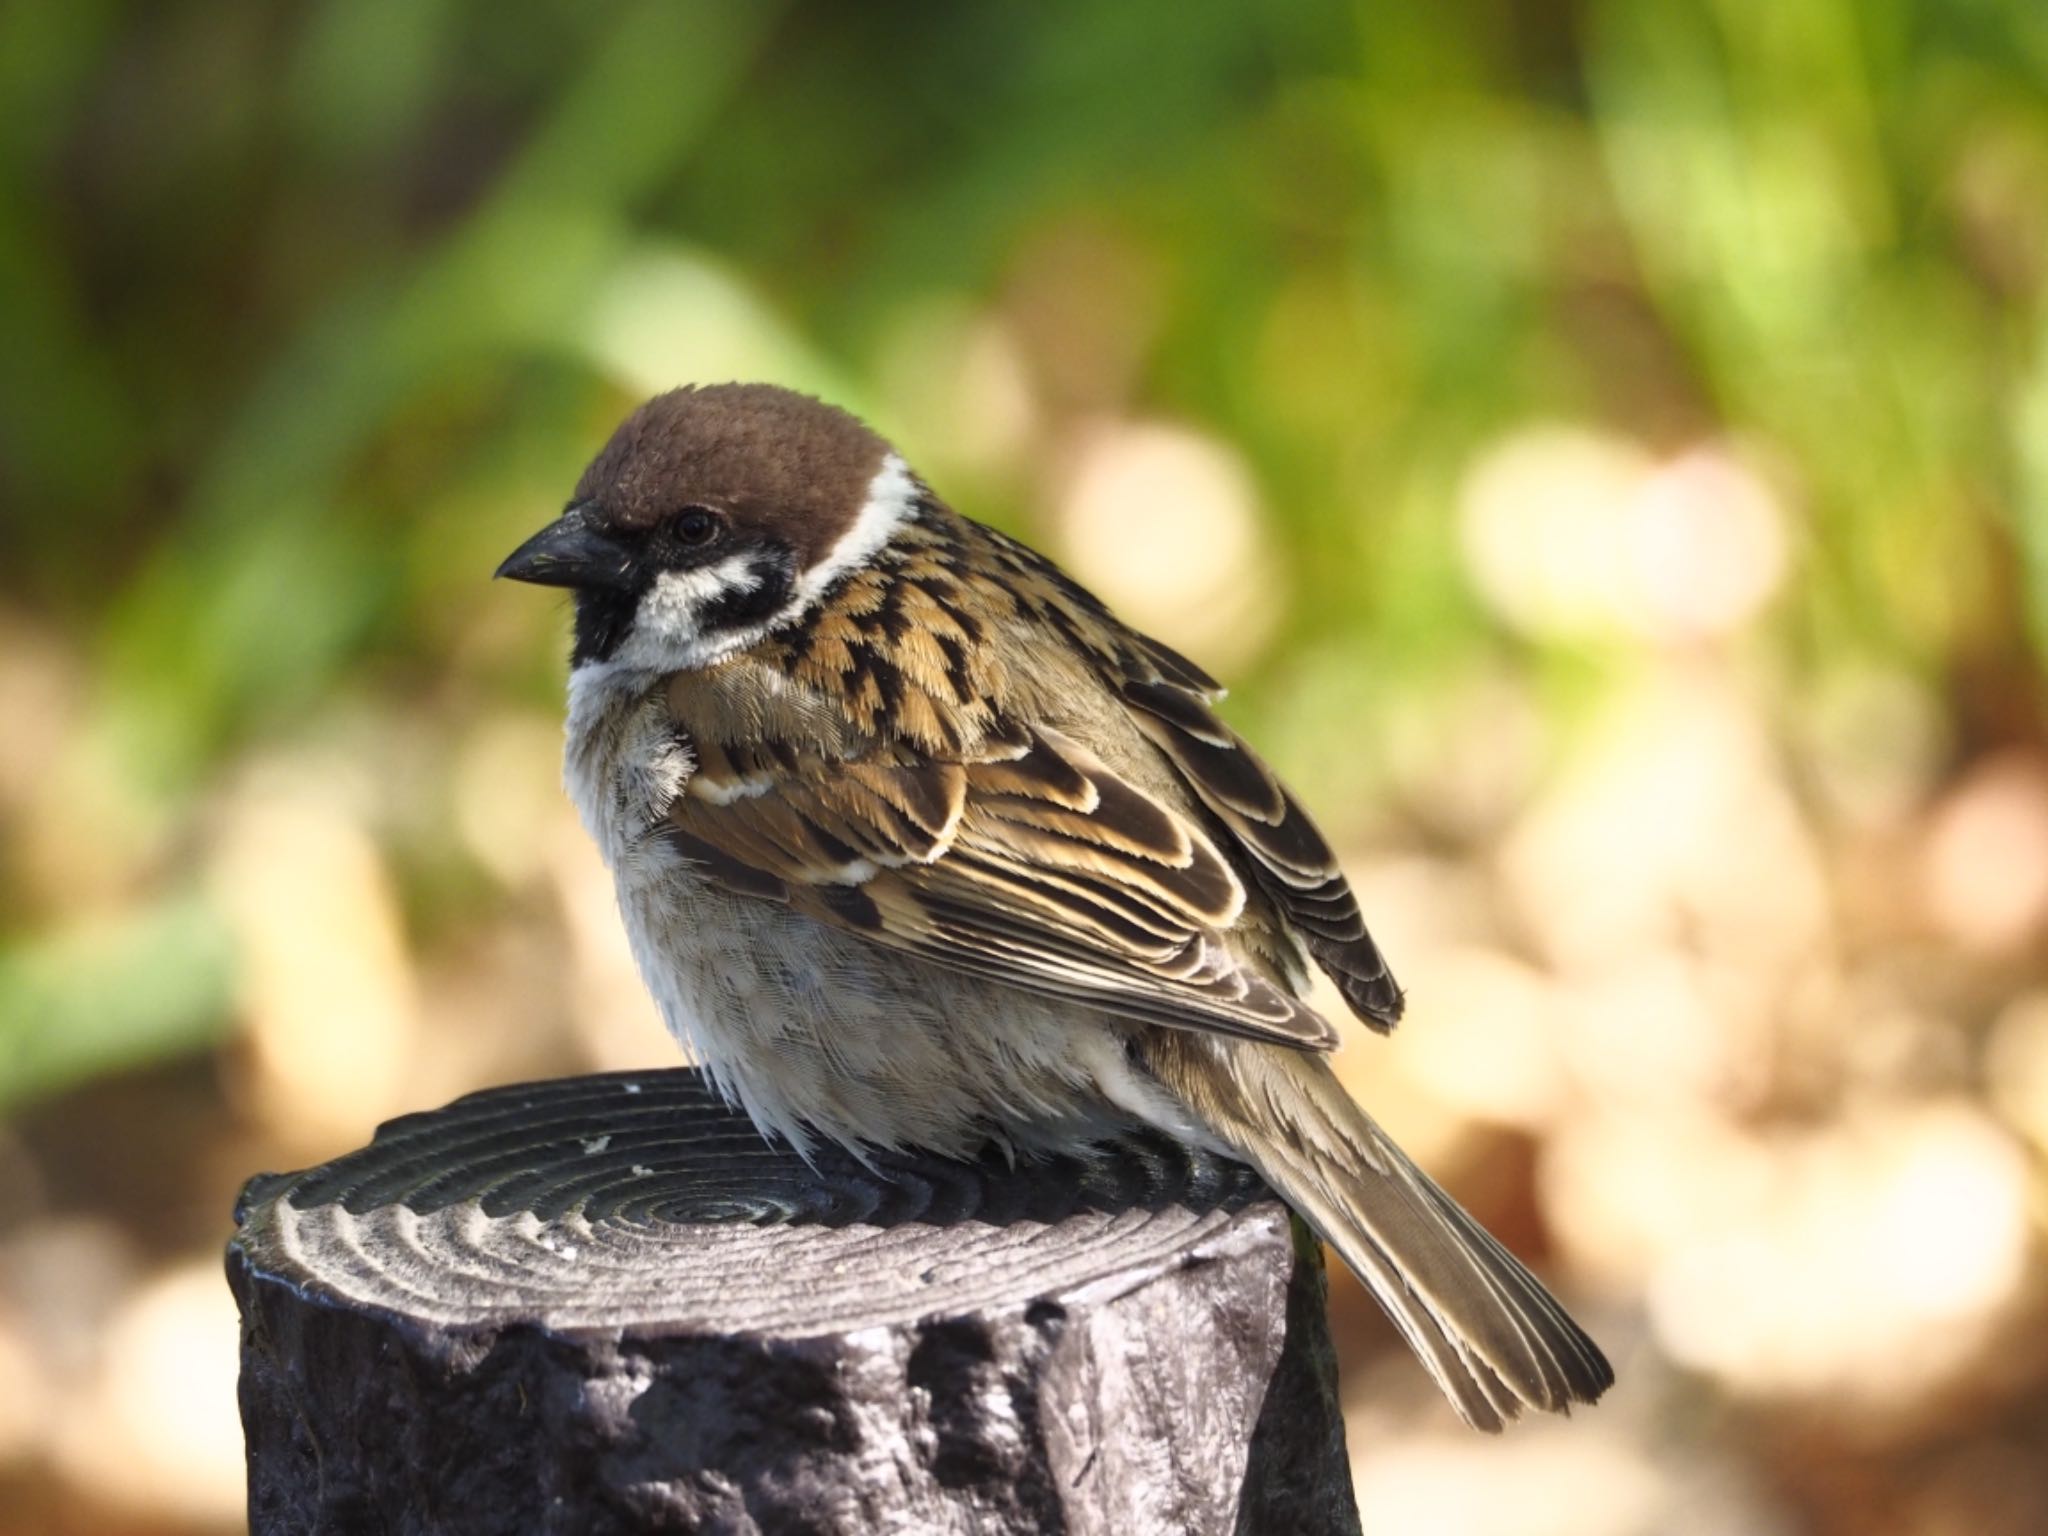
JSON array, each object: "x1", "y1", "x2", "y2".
[{"x1": 229, "y1": 1068, "x2": 1361, "y2": 1535}]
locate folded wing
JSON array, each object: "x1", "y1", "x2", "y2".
[
  {"x1": 1114, "y1": 636, "x2": 1404, "y2": 1030},
  {"x1": 662, "y1": 723, "x2": 1336, "y2": 1049}
]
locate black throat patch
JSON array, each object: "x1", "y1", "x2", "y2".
[{"x1": 572, "y1": 585, "x2": 639, "y2": 667}]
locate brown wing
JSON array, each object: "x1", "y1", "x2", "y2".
[
  {"x1": 1113, "y1": 634, "x2": 1405, "y2": 1031},
  {"x1": 965, "y1": 526, "x2": 1405, "y2": 1032},
  {"x1": 663, "y1": 724, "x2": 1336, "y2": 1049}
]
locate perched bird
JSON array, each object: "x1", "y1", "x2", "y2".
[{"x1": 498, "y1": 383, "x2": 1613, "y2": 1430}]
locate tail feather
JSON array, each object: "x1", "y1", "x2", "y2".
[{"x1": 1144, "y1": 1035, "x2": 1614, "y2": 1431}]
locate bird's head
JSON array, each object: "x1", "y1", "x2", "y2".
[{"x1": 497, "y1": 383, "x2": 915, "y2": 673}]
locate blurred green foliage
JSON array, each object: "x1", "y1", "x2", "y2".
[{"x1": 1, "y1": 0, "x2": 2045, "y2": 1105}]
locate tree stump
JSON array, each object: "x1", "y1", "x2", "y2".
[{"x1": 228, "y1": 1069, "x2": 1360, "y2": 1535}]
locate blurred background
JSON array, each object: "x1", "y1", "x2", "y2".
[{"x1": 3, "y1": 1, "x2": 2047, "y2": 1531}]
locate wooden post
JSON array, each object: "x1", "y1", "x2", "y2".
[{"x1": 228, "y1": 1069, "x2": 1360, "y2": 1535}]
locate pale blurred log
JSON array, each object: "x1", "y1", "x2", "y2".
[{"x1": 228, "y1": 1069, "x2": 1360, "y2": 1535}]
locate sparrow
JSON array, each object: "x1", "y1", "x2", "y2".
[{"x1": 497, "y1": 382, "x2": 1612, "y2": 1430}]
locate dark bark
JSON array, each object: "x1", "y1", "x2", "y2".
[{"x1": 229, "y1": 1068, "x2": 1360, "y2": 1535}]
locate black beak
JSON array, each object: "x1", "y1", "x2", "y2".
[{"x1": 495, "y1": 503, "x2": 636, "y2": 590}]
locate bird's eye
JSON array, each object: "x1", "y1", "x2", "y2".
[{"x1": 674, "y1": 506, "x2": 722, "y2": 546}]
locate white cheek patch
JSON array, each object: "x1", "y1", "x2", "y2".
[
  {"x1": 638, "y1": 556, "x2": 760, "y2": 640},
  {"x1": 609, "y1": 555, "x2": 766, "y2": 673}
]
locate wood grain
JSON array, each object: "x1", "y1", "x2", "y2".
[{"x1": 230, "y1": 1068, "x2": 1360, "y2": 1535}]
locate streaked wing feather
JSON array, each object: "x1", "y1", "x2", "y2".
[
  {"x1": 894, "y1": 880, "x2": 1320, "y2": 1041},
  {"x1": 1119, "y1": 672, "x2": 1404, "y2": 1029},
  {"x1": 664, "y1": 722, "x2": 1335, "y2": 1050}
]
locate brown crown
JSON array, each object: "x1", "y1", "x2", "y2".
[{"x1": 573, "y1": 384, "x2": 894, "y2": 567}]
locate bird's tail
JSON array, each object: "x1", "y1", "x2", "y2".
[{"x1": 1143, "y1": 1034, "x2": 1613, "y2": 1431}]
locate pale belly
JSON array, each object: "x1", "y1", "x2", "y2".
[{"x1": 613, "y1": 845, "x2": 1192, "y2": 1159}]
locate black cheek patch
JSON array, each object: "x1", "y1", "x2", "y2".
[{"x1": 698, "y1": 545, "x2": 798, "y2": 634}]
